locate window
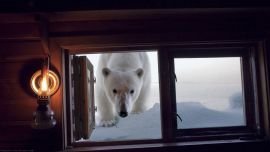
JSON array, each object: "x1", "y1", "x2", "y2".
[
  {"x1": 168, "y1": 47, "x2": 262, "y2": 139},
  {"x1": 64, "y1": 42, "x2": 268, "y2": 148},
  {"x1": 174, "y1": 57, "x2": 245, "y2": 129},
  {"x1": 67, "y1": 51, "x2": 162, "y2": 142}
]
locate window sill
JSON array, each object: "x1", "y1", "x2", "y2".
[{"x1": 68, "y1": 139, "x2": 267, "y2": 152}]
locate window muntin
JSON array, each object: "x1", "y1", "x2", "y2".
[{"x1": 174, "y1": 57, "x2": 245, "y2": 129}]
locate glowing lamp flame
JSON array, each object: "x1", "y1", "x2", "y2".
[
  {"x1": 30, "y1": 70, "x2": 60, "y2": 96},
  {"x1": 41, "y1": 75, "x2": 48, "y2": 92}
]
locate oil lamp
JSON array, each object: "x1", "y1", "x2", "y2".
[{"x1": 30, "y1": 57, "x2": 60, "y2": 129}]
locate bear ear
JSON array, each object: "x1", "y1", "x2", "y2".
[
  {"x1": 102, "y1": 67, "x2": 111, "y2": 77},
  {"x1": 136, "y1": 68, "x2": 144, "y2": 78}
]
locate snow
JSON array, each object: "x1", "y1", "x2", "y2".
[
  {"x1": 177, "y1": 102, "x2": 244, "y2": 129},
  {"x1": 90, "y1": 103, "x2": 161, "y2": 141},
  {"x1": 88, "y1": 101, "x2": 244, "y2": 141}
]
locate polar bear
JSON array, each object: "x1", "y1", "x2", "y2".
[{"x1": 95, "y1": 52, "x2": 152, "y2": 127}]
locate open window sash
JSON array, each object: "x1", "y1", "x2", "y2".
[{"x1": 72, "y1": 56, "x2": 95, "y2": 140}]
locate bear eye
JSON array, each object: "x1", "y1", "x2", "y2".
[
  {"x1": 130, "y1": 90, "x2": 134, "y2": 94},
  {"x1": 113, "y1": 89, "x2": 117, "y2": 94}
]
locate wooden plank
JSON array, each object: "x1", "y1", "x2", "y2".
[
  {"x1": 48, "y1": 9, "x2": 192, "y2": 22},
  {"x1": 0, "y1": 62, "x2": 24, "y2": 81},
  {"x1": 52, "y1": 30, "x2": 251, "y2": 52},
  {"x1": 0, "y1": 61, "x2": 42, "y2": 81},
  {"x1": 50, "y1": 17, "x2": 250, "y2": 34},
  {"x1": 0, "y1": 61, "x2": 45, "y2": 102},
  {"x1": 0, "y1": 102, "x2": 35, "y2": 121},
  {"x1": 47, "y1": 8, "x2": 270, "y2": 22},
  {"x1": 0, "y1": 23, "x2": 40, "y2": 40},
  {"x1": 50, "y1": 20, "x2": 176, "y2": 33},
  {"x1": 0, "y1": 81, "x2": 35, "y2": 100},
  {"x1": 0, "y1": 121, "x2": 31, "y2": 126},
  {"x1": 0, "y1": 13, "x2": 37, "y2": 23},
  {"x1": 0, "y1": 41, "x2": 44, "y2": 61},
  {"x1": 0, "y1": 124, "x2": 61, "y2": 151},
  {"x1": 0, "y1": 125, "x2": 34, "y2": 142}
]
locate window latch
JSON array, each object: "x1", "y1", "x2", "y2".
[{"x1": 175, "y1": 113, "x2": 182, "y2": 122}]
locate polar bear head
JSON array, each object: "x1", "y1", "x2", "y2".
[{"x1": 102, "y1": 67, "x2": 144, "y2": 118}]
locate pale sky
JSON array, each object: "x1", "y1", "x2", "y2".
[
  {"x1": 83, "y1": 52, "x2": 241, "y2": 84},
  {"x1": 83, "y1": 51, "x2": 159, "y2": 82},
  {"x1": 174, "y1": 57, "x2": 242, "y2": 84}
]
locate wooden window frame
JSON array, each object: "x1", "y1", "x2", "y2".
[
  {"x1": 64, "y1": 49, "x2": 164, "y2": 148},
  {"x1": 62, "y1": 41, "x2": 269, "y2": 149}
]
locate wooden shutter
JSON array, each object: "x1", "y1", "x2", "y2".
[{"x1": 72, "y1": 56, "x2": 95, "y2": 140}]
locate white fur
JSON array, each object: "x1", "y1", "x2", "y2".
[{"x1": 95, "y1": 52, "x2": 152, "y2": 127}]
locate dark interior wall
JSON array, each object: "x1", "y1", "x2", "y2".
[
  {"x1": 1, "y1": 0, "x2": 270, "y2": 12},
  {"x1": 0, "y1": 20, "x2": 64, "y2": 151},
  {"x1": 0, "y1": 8, "x2": 270, "y2": 151}
]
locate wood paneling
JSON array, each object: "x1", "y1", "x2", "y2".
[
  {"x1": 0, "y1": 40, "x2": 63, "y2": 151},
  {"x1": 0, "y1": 8, "x2": 269, "y2": 152},
  {"x1": 0, "y1": 23, "x2": 40, "y2": 40},
  {"x1": 0, "y1": 102, "x2": 35, "y2": 121},
  {"x1": 1, "y1": 1, "x2": 270, "y2": 13},
  {"x1": 0, "y1": 41, "x2": 44, "y2": 61},
  {"x1": 0, "y1": 13, "x2": 37, "y2": 23},
  {"x1": 0, "y1": 60, "x2": 43, "y2": 100},
  {"x1": 0, "y1": 123, "x2": 33, "y2": 142}
]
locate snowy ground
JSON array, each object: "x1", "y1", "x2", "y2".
[
  {"x1": 90, "y1": 103, "x2": 161, "y2": 141},
  {"x1": 177, "y1": 102, "x2": 244, "y2": 129},
  {"x1": 88, "y1": 101, "x2": 244, "y2": 141}
]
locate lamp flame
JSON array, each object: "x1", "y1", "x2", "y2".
[
  {"x1": 39, "y1": 57, "x2": 49, "y2": 95},
  {"x1": 30, "y1": 70, "x2": 59, "y2": 96},
  {"x1": 41, "y1": 74, "x2": 48, "y2": 92}
]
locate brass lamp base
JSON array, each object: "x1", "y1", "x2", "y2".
[{"x1": 31, "y1": 97, "x2": 56, "y2": 129}]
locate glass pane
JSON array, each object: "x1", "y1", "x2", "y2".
[{"x1": 174, "y1": 57, "x2": 245, "y2": 129}]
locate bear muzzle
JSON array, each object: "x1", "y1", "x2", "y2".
[
  {"x1": 118, "y1": 95, "x2": 129, "y2": 118},
  {"x1": 119, "y1": 111, "x2": 128, "y2": 118}
]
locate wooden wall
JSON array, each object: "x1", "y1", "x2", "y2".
[
  {"x1": 0, "y1": 8, "x2": 269, "y2": 151},
  {"x1": 0, "y1": 18, "x2": 64, "y2": 151}
]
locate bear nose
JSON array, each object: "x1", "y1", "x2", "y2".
[{"x1": 119, "y1": 111, "x2": 128, "y2": 118}]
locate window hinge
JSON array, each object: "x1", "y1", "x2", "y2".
[{"x1": 92, "y1": 77, "x2": 96, "y2": 83}]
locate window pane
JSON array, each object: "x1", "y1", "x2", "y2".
[{"x1": 174, "y1": 57, "x2": 245, "y2": 129}]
